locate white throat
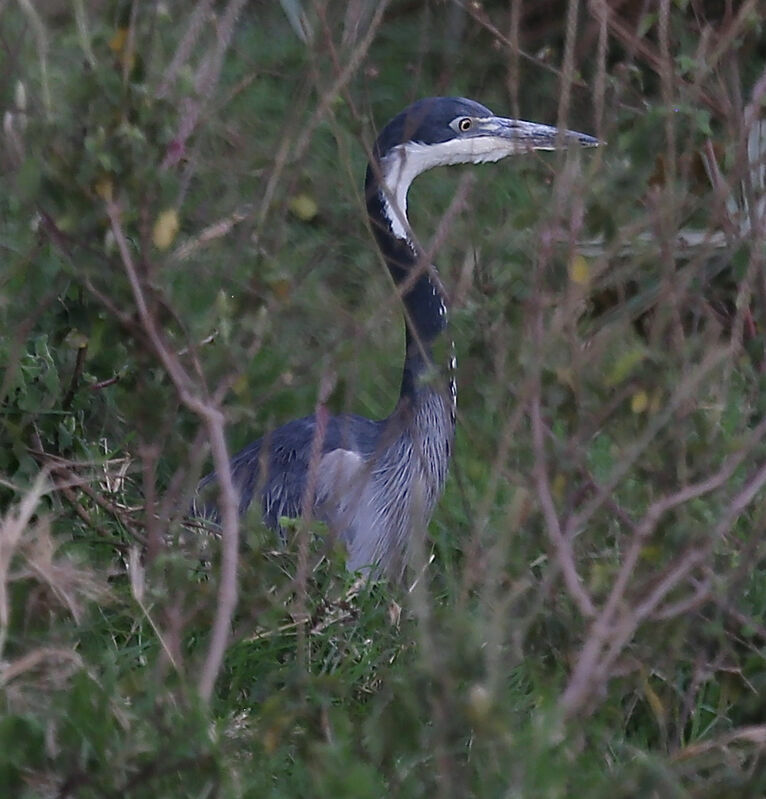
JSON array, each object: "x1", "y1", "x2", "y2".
[{"x1": 378, "y1": 137, "x2": 516, "y2": 241}]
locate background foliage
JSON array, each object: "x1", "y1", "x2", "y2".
[{"x1": 1, "y1": 0, "x2": 766, "y2": 796}]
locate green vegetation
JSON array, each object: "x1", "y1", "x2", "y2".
[{"x1": 1, "y1": 1, "x2": 766, "y2": 795}]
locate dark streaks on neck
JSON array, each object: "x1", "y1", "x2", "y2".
[{"x1": 365, "y1": 164, "x2": 449, "y2": 401}]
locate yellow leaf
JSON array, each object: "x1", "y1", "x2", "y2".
[
  {"x1": 466, "y1": 683, "x2": 492, "y2": 725},
  {"x1": 108, "y1": 27, "x2": 135, "y2": 72},
  {"x1": 552, "y1": 473, "x2": 567, "y2": 502},
  {"x1": 649, "y1": 387, "x2": 662, "y2": 413},
  {"x1": 288, "y1": 192, "x2": 318, "y2": 221},
  {"x1": 263, "y1": 725, "x2": 280, "y2": 754},
  {"x1": 152, "y1": 209, "x2": 179, "y2": 250},
  {"x1": 55, "y1": 215, "x2": 74, "y2": 233},
  {"x1": 569, "y1": 254, "x2": 590, "y2": 286},
  {"x1": 631, "y1": 390, "x2": 649, "y2": 413},
  {"x1": 94, "y1": 177, "x2": 113, "y2": 201},
  {"x1": 642, "y1": 673, "x2": 667, "y2": 727},
  {"x1": 14, "y1": 80, "x2": 26, "y2": 113},
  {"x1": 556, "y1": 366, "x2": 575, "y2": 389},
  {"x1": 108, "y1": 28, "x2": 128, "y2": 54},
  {"x1": 232, "y1": 374, "x2": 249, "y2": 397},
  {"x1": 508, "y1": 486, "x2": 531, "y2": 528},
  {"x1": 588, "y1": 561, "x2": 612, "y2": 593},
  {"x1": 605, "y1": 347, "x2": 646, "y2": 386},
  {"x1": 64, "y1": 329, "x2": 89, "y2": 349},
  {"x1": 271, "y1": 278, "x2": 292, "y2": 300},
  {"x1": 640, "y1": 544, "x2": 662, "y2": 563}
]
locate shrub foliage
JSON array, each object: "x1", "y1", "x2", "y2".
[{"x1": 1, "y1": 1, "x2": 766, "y2": 796}]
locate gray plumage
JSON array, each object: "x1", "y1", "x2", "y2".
[{"x1": 196, "y1": 97, "x2": 597, "y2": 580}]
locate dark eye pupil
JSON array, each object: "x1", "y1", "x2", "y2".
[{"x1": 460, "y1": 118, "x2": 471, "y2": 130}]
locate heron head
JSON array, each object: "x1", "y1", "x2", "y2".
[
  {"x1": 373, "y1": 96, "x2": 598, "y2": 172},
  {"x1": 368, "y1": 97, "x2": 598, "y2": 242}
]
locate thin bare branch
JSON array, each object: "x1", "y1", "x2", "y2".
[
  {"x1": 105, "y1": 199, "x2": 240, "y2": 703},
  {"x1": 530, "y1": 390, "x2": 595, "y2": 618}
]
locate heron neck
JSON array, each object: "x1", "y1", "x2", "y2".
[{"x1": 365, "y1": 165, "x2": 448, "y2": 400}]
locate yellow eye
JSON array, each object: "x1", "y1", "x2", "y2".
[{"x1": 458, "y1": 117, "x2": 473, "y2": 132}]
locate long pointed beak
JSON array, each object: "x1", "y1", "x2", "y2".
[{"x1": 479, "y1": 116, "x2": 600, "y2": 152}]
